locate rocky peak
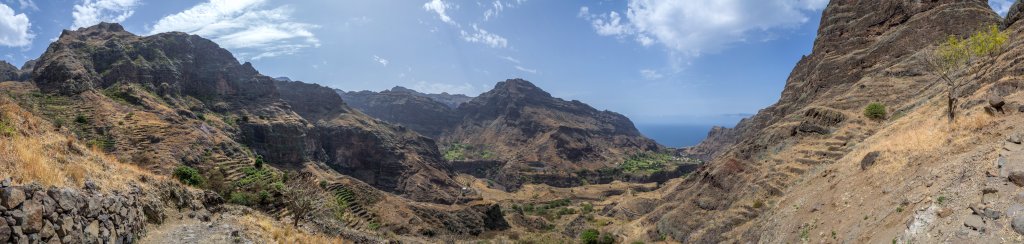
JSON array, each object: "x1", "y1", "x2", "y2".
[
  {"x1": 58, "y1": 22, "x2": 134, "y2": 42},
  {"x1": 0, "y1": 61, "x2": 17, "y2": 81},
  {"x1": 487, "y1": 78, "x2": 552, "y2": 99},
  {"x1": 1006, "y1": 0, "x2": 1024, "y2": 28},
  {"x1": 387, "y1": 86, "x2": 417, "y2": 94}
]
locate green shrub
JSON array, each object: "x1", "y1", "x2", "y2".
[
  {"x1": 937, "y1": 196, "x2": 947, "y2": 205},
  {"x1": 863, "y1": 103, "x2": 887, "y2": 120},
  {"x1": 0, "y1": 120, "x2": 14, "y2": 137},
  {"x1": 74, "y1": 115, "x2": 89, "y2": 124},
  {"x1": 228, "y1": 191, "x2": 255, "y2": 205},
  {"x1": 254, "y1": 155, "x2": 265, "y2": 169},
  {"x1": 580, "y1": 229, "x2": 600, "y2": 244},
  {"x1": 581, "y1": 202, "x2": 594, "y2": 214},
  {"x1": 173, "y1": 166, "x2": 205, "y2": 187}
]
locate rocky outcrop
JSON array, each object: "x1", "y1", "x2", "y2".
[
  {"x1": 339, "y1": 87, "x2": 461, "y2": 138},
  {"x1": 275, "y1": 80, "x2": 462, "y2": 204},
  {"x1": 0, "y1": 181, "x2": 220, "y2": 244},
  {"x1": 0, "y1": 61, "x2": 18, "y2": 82}
]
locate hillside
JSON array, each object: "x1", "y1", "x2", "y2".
[{"x1": 607, "y1": 0, "x2": 1024, "y2": 242}]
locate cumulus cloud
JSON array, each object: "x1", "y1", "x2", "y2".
[
  {"x1": 72, "y1": 0, "x2": 138, "y2": 29},
  {"x1": 580, "y1": 0, "x2": 827, "y2": 56},
  {"x1": 460, "y1": 24, "x2": 507, "y2": 48},
  {"x1": 423, "y1": 0, "x2": 456, "y2": 25},
  {"x1": 0, "y1": 3, "x2": 32, "y2": 47},
  {"x1": 991, "y1": 0, "x2": 1015, "y2": 16},
  {"x1": 149, "y1": 0, "x2": 319, "y2": 60}
]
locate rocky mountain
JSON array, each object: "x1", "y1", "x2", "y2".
[
  {"x1": 629, "y1": 1, "x2": 1018, "y2": 242},
  {"x1": 338, "y1": 87, "x2": 462, "y2": 138},
  {"x1": 447, "y1": 79, "x2": 659, "y2": 170},
  {"x1": 0, "y1": 22, "x2": 514, "y2": 242},
  {"x1": 0, "y1": 61, "x2": 23, "y2": 82}
]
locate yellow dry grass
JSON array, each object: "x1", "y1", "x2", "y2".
[
  {"x1": 239, "y1": 214, "x2": 348, "y2": 244},
  {"x1": 0, "y1": 96, "x2": 160, "y2": 191}
]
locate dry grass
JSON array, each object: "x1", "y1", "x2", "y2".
[
  {"x1": 239, "y1": 214, "x2": 348, "y2": 244},
  {"x1": 0, "y1": 96, "x2": 160, "y2": 191}
]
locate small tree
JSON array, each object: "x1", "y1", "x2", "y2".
[{"x1": 925, "y1": 25, "x2": 1008, "y2": 122}]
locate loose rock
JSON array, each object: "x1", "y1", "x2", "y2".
[
  {"x1": 860, "y1": 151, "x2": 881, "y2": 170},
  {"x1": 1015, "y1": 215, "x2": 1024, "y2": 235},
  {"x1": 1011, "y1": 171, "x2": 1024, "y2": 187},
  {"x1": 964, "y1": 214, "x2": 986, "y2": 232},
  {"x1": 1, "y1": 187, "x2": 26, "y2": 209}
]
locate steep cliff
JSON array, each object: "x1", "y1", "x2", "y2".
[{"x1": 338, "y1": 87, "x2": 461, "y2": 138}]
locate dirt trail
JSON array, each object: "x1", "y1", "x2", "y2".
[{"x1": 140, "y1": 214, "x2": 254, "y2": 244}]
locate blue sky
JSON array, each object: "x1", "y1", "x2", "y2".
[{"x1": 0, "y1": 0, "x2": 1015, "y2": 127}]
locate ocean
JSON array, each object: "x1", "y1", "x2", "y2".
[{"x1": 636, "y1": 124, "x2": 719, "y2": 148}]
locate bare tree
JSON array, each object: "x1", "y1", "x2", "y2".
[
  {"x1": 284, "y1": 180, "x2": 322, "y2": 227},
  {"x1": 925, "y1": 25, "x2": 1007, "y2": 121}
]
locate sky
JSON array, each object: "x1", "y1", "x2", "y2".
[{"x1": 0, "y1": 0, "x2": 1016, "y2": 128}]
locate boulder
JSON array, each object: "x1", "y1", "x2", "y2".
[
  {"x1": 1, "y1": 187, "x2": 26, "y2": 209},
  {"x1": 860, "y1": 151, "x2": 881, "y2": 170},
  {"x1": 22, "y1": 201, "x2": 44, "y2": 234},
  {"x1": 1010, "y1": 133, "x2": 1023, "y2": 144},
  {"x1": 0, "y1": 217, "x2": 9, "y2": 243},
  {"x1": 964, "y1": 214, "x2": 986, "y2": 232},
  {"x1": 1015, "y1": 215, "x2": 1024, "y2": 236},
  {"x1": 1010, "y1": 170, "x2": 1024, "y2": 187},
  {"x1": 989, "y1": 96, "x2": 1006, "y2": 113}
]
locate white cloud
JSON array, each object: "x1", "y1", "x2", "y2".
[
  {"x1": 499, "y1": 56, "x2": 520, "y2": 63},
  {"x1": 0, "y1": 3, "x2": 32, "y2": 47},
  {"x1": 483, "y1": 0, "x2": 526, "y2": 21},
  {"x1": 514, "y1": 65, "x2": 536, "y2": 74},
  {"x1": 423, "y1": 0, "x2": 456, "y2": 25},
  {"x1": 580, "y1": 0, "x2": 827, "y2": 56},
  {"x1": 72, "y1": 0, "x2": 138, "y2": 29},
  {"x1": 991, "y1": 0, "x2": 1015, "y2": 16},
  {"x1": 640, "y1": 69, "x2": 663, "y2": 80},
  {"x1": 460, "y1": 24, "x2": 507, "y2": 48},
  {"x1": 373, "y1": 55, "x2": 389, "y2": 66},
  {"x1": 149, "y1": 0, "x2": 319, "y2": 60},
  {"x1": 411, "y1": 81, "x2": 478, "y2": 95},
  {"x1": 15, "y1": 0, "x2": 37, "y2": 11}
]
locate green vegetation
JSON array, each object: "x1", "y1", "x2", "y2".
[
  {"x1": 0, "y1": 119, "x2": 14, "y2": 137},
  {"x1": 753, "y1": 200, "x2": 764, "y2": 209},
  {"x1": 581, "y1": 202, "x2": 594, "y2": 214},
  {"x1": 863, "y1": 102, "x2": 887, "y2": 120},
  {"x1": 74, "y1": 114, "x2": 88, "y2": 124},
  {"x1": 579, "y1": 229, "x2": 615, "y2": 244},
  {"x1": 620, "y1": 152, "x2": 674, "y2": 173},
  {"x1": 173, "y1": 166, "x2": 205, "y2": 187},
  {"x1": 86, "y1": 136, "x2": 116, "y2": 152},
  {"x1": 228, "y1": 191, "x2": 255, "y2": 205},
  {"x1": 926, "y1": 25, "x2": 1008, "y2": 121},
  {"x1": 254, "y1": 155, "x2": 265, "y2": 169},
  {"x1": 511, "y1": 199, "x2": 577, "y2": 220},
  {"x1": 937, "y1": 196, "x2": 947, "y2": 205},
  {"x1": 442, "y1": 143, "x2": 496, "y2": 161},
  {"x1": 896, "y1": 206, "x2": 904, "y2": 213}
]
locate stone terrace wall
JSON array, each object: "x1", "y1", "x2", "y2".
[{"x1": 0, "y1": 179, "x2": 221, "y2": 243}]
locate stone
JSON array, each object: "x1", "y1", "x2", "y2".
[
  {"x1": 1008, "y1": 204, "x2": 1024, "y2": 217},
  {"x1": 1, "y1": 178, "x2": 10, "y2": 187},
  {"x1": 22, "y1": 201, "x2": 43, "y2": 234},
  {"x1": 40, "y1": 220, "x2": 55, "y2": 239},
  {"x1": 0, "y1": 217, "x2": 10, "y2": 243},
  {"x1": 1, "y1": 187, "x2": 26, "y2": 209},
  {"x1": 937, "y1": 208, "x2": 954, "y2": 218},
  {"x1": 1011, "y1": 133, "x2": 1023, "y2": 144},
  {"x1": 83, "y1": 180, "x2": 99, "y2": 192},
  {"x1": 1015, "y1": 215, "x2": 1024, "y2": 236},
  {"x1": 1010, "y1": 170, "x2": 1024, "y2": 187},
  {"x1": 983, "y1": 208, "x2": 1003, "y2": 220},
  {"x1": 860, "y1": 151, "x2": 881, "y2": 170},
  {"x1": 990, "y1": 96, "x2": 1006, "y2": 113},
  {"x1": 983, "y1": 192, "x2": 998, "y2": 204},
  {"x1": 84, "y1": 221, "x2": 98, "y2": 238},
  {"x1": 1019, "y1": 104, "x2": 1024, "y2": 113},
  {"x1": 965, "y1": 214, "x2": 986, "y2": 232}
]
